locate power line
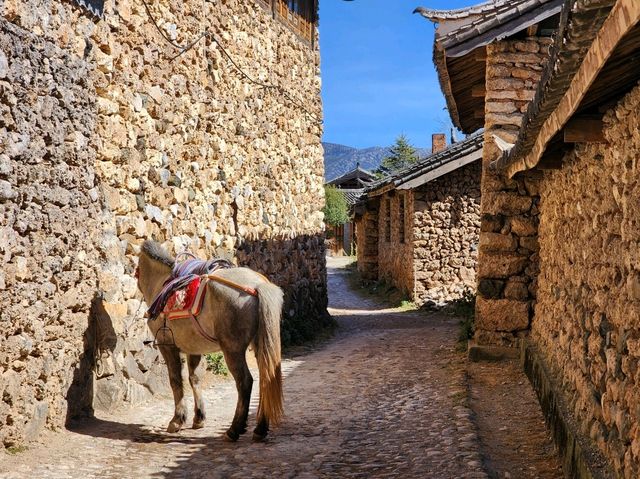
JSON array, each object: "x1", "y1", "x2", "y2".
[{"x1": 138, "y1": 0, "x2": 322, "y2": 123}]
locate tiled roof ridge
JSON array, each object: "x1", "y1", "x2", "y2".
[
  {"x1": 355, "y1": 165, "x2": 374, "y2": 175},
  {"x1": 425, "y1": 0, "x2": 558, "y2": 50},
  {"x1": 366, "y1": 131, "x2": 483, "y2": 191},
  {"x1": 414, "y1": 0, "x2": 517, "y2": 22},
  {"x1": 327, "y1": 166, "x2": 375, "y2": 185}
]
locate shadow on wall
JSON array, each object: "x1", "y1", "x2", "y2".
[
  {"x1": 65, "y1": 293, "x2": 118, "y2": 426},
  {"x1": 235, "y1": 233, "x2": 333, "y2": 347}
]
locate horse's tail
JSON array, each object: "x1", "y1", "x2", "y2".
[{"x1": 255, "y1": 281, "x2": 284, "y2": 427}]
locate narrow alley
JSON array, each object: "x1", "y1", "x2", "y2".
[{"x1": 1, "y1": 257, "x2": 490, "y2": 479}]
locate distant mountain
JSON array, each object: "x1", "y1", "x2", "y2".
[{"x1": 323, "y1": 142, "x2": 431, "y2": 181}]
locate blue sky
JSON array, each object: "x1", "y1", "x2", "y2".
[{"x1": 319, "y1": 0, "x2": 474, "y2": 148}]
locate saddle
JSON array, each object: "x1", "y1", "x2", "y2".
[{"x1": 147, "y1": 258, "x2": 234, "y2": 321}]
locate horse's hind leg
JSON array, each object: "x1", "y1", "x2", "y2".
[
  {"x1": 223, "y1": 350, "x2": 253, "y2": 442},
  {"x1": 187, "y1": 354, "x2": 206, "y2": 429},
  {"x1": 253, "y1": 413, "x2": 269, "y2": 442},
  {"x1": 159, "y1": 345, "x2": 187, "y2": 433}
]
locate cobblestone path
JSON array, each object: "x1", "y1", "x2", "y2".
[{"x1": 0, "y1": 257, "x2": 486, "y2": 479}]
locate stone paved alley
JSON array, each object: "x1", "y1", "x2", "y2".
[{"x1": 0, "y1": 258, "x2": 559, "y2": 479}]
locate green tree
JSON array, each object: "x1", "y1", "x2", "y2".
[
  {"x1": 323, "y1": 185, "x2": 349, "y2": 226},
  {"x1": 379, "y1": 134, "x2": 419, "y2": 173}
]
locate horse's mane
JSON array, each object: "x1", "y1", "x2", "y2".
[{"x1": 141, "y1": 240, "x2": 175, "y2": 267}]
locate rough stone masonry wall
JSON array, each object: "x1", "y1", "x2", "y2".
[
  {"x1": 355, "y1": 200, "x2": 379, "y2": 281},
  {"x1": 377, "y1": 191, "x2": 414, "y2": 298},
  {"x1": 0, "y1": 0, "x2": 326, "y2": 448},
  {"x1": 413, "y1": 162, "x2": 481, "y2": 305},
  {"x1": 475, "y1": 38, "x2": 551, "y2": 346},
  {"x1": 0, "y1": 19, "x2": 104, "y2": 447},
  {"x1": 534, "y1": 84, "x2": 640, "y2": 478}
]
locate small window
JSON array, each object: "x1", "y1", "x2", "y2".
[
  {"x1": 276, "y1": 0, "x2": 315, "y2": 41},
  {"x1": 385, "y1": 198, "x2": 391, "y2": 243},
  {"x1": 399, "y1": 195, "x2": 405, "y2": 244}
]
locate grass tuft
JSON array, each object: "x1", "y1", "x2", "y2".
[
  {"x1": 6, "y1": 445, "x2": 28, "y2": 455},
  {"x1": 442, "y1": 289, "x2": 476, "y2": 350},
  {"x1": 205, "y1": 352, "x2": 229, "y2": 376}
]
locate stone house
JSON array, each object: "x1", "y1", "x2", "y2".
[
  {"x1": 421, "y1": 0, "x2": 640, "y2": 475},
  {"x1": 0, "y1": 0, "x2": 329, "y2": 448},
  {"x1": 326, "y1": 164, "x2": 374, "y2": 255},
  {"x1": 355, "y1": 133, "x2": 483, "y2": 305}
]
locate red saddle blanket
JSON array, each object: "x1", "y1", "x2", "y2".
[{"x1": 163, "y1": 277, "x2": 207, "y2": 320}]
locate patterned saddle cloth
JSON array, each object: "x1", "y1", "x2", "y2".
[{"x1": 148, "y1": 258, "x2": 233, "y2": 320}]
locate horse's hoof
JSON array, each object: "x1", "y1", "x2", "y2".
[
  {"x1": 252, "y1": 432, "x2": 268, "y2": 442},
  {"x1": 224, "y1": 429, "x2": 239, "y2": 442},
  {"x1": 167, "y1": 422, "x2": 182, "y2": 433},
  {"x1": 193, "y1": 420, "x2": 205, "y2": 430}
]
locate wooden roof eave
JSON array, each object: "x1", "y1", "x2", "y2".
[
  {"x1": 434, "y1": 41, "x2": 464, "y2": 133},
  {"x1": 365, "y1": 183, "x2": 396, "y2": 198},
  {"x1": 494, "y1": 0, "x2": 637, "y2": 178},
  {"x1": 397, "y1": 149, "x2": 482, "y2": 190},
  {"x1": 432, "y1": 1, "x2": 564, "y2": 135}
]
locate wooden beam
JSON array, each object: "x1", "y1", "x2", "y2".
[
  {"x1": 563, "y1": 116, "x2": 606, "y2": 143},
  {"x1": 527, "y1": 24, "x2": 539, "y2": 36},
  {"x1": 506, "y1": 0, "x2": 640, "y2": 178},
  {"x1": 537, "y1": 149, "x2": 566, "y2": 170},
  {"x1": 471, "y1": 84, "x2": 486, "y2": 98},
  {"x1": 475, "y1": 47, "x2": 487, "y2": 62}
]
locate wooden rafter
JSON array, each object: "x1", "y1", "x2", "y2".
[{"x1": 563, "y1": 116, "x2": 606, "y2": 143}]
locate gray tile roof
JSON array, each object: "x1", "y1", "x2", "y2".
[
  {"x1": 366, "y1": 132, "x2": 483, "y2": 193},
  {"x1": 493, "y1": 0, "x2": 616, "y2": 177},
  {"x1": 340, "y1": 189, "x2": 365, "y2": 206},
  {"x1": 416, "y1": 0, "x2": 562, "y2": 57},
  {"x1": 327, "y1": 166, "x2": 376, "y2": 187}
]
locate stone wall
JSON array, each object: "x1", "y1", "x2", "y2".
[
  {"x1": 533, "y1": 84, "x2": 640, "y2": 478},
  {"x1": 475, "y1": 38, "x2": 551, "y2": 346},
  {"x1": 0, "y1": 0, "x2": 326, "y2": 448},
  {"x1": 413, "y1": 162, "x2": 481, "y2": 304},
  {"x1": 237, "y1": 235, "x2": 330, "y2": 346},
  {"x1": 357, "y1": 162, "x2": 481, "y2": 305},
  {"x1": 377, "y1": 191, "x2": 414, "y2": 298},
  {"x1": 0, "y1": 19, "x2": 106, "y2": 447},
  {"x1": 356, "y1": 199, "x2": 379, "y2": 281}
]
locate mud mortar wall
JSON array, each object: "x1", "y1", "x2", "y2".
[
  {"x1": 355, "y1": 199, "x2": 379, "y2": 281},
  {"x1": 475, "y1": 38, "x2": 551, "y2": 346},
  {"x1": 0, "y1": 0, "x2": 325, "y2": 447},
  {"x1": 357, "y1": 161, "x2": 481, "y2": 306},
  {"x1": 377, "y1": 190, "x2": 415, "y2": 299},
  {"x1": 0, "y1": 19, "x2": 104, "y2": 448},
  {"x1": 533, "y1": 84, "x2": 640, "y2": 478},
  {"x1": 412, "y1": 162, "x2": 481, "y2": 305}
]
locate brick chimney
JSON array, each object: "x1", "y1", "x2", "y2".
[{"x1": 432, "y1": 133, "x2": 447, "y2": 154}]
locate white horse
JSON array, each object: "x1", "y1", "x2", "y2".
[{"x1": 136, "y1": 240, "x2": 284, "y2": 441}]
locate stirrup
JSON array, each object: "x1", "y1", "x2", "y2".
[{"x1": 154, "y1": 324, "x2": 176, "y2": 346}]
